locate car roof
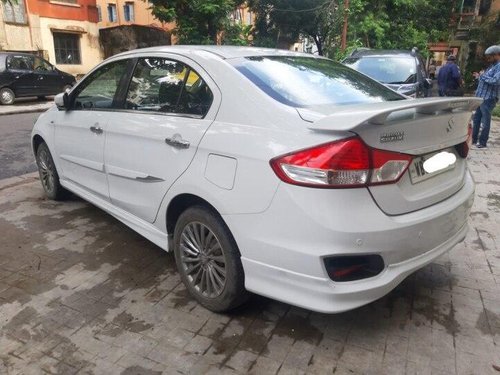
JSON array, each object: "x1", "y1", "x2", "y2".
[
  {"x1": 0, "y1": 52, "x2": 37, "y2": 57},
  {"x1": 113, "y1": 45, "x2": 314, "y2": 60},
  {"x1": 348, "y1": 49, "x2": 418, "y2": 58}
]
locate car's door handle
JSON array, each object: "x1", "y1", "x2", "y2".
[
  {"x1": 90, "y1": 125, "x2": 103, "y2": 135},
  {"x1": 165, "y1": 134, "x2": 190, "y2": 149}
]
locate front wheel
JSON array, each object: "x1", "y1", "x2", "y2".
[
  {"x1": 0, "y1": 88, "x2": 15, "y2": 105},
  {"x1": 36, "y1": 142, "x2": 66, "y2": 200},
  {"x1": 173, "y1": 206, "x2": 248, "y2": 312}
]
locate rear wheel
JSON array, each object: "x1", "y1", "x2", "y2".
[
  {"x1": 0, "y1": 88, "x2": 15, "y2": 105},
  {"x1": 173, "y1": 206, "x2": 248, "y2": 312},
  {"x1": 36, "y1": 142, "x2": 66, "y2": 200}
]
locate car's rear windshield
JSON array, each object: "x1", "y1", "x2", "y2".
[
  {"x1": 231, "y1": 56, "x2": 403, "y2": 108},
  {"x1": 343, "y1": 56, "x2": 417, "y2": 84}
]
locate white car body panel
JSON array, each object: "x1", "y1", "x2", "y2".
[{"x1": 31, "y1": 46, "x2": 479, "y2": 313}]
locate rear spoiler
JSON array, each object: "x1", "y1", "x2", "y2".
[{"x1": 302, "y1": 98, "x2": 482, "y2": 132}]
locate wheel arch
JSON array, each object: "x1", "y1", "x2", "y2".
[
  {"x1": 32, "y1": 134, "x2": 46, "y2": 155},
  {"x1": 166, "y1": 193, "x2": 221, "y2": 236}
]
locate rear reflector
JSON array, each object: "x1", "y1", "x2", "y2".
[
  {"x1": 270, "y1": 136, "x2": 412, "y2": 188},
  {"x1": 324, "y1": 255, "x2": 385, "y2": 282}
]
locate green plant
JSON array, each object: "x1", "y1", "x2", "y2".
[{"x1": 493, "y1": 105, "x2": 500, "y2": 119}]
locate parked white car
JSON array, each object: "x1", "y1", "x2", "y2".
[{"x1": 32, "y1": 46, "x2": 481, "y2": 313}]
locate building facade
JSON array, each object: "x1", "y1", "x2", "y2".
[
  {"x1": 0, "y1": 0, "x2": 101, "y2": 75},
  {"x1": 96, "y1": 0, "x2": 172, "y2": 31}
]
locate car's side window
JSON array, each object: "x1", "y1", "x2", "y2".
[
  {"x1": 33, "y1": 57, "x2": 53, "y2": 72},
  {"x1": 124, "y1": 57, "x2": 213, "y2": 116},
  {"x1": 72, "y1": 59, "x2": 128, "y2": 110},
  {"x1": 177, "y1": 69, "x2": 214, "y2": 116},
  {"x1": 125, "y1": 57, "x2": 187, "y2": 113},
  {"x1": 7, "y1": 55, "x2": 33, "y2": 71}
]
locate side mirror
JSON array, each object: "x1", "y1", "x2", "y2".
[
  {"x1": 54, "y1": 92, "x2": 70, "y2": 109},
  {"x1": 423, "y1": 78, "x2": 433, "y2": 89}
]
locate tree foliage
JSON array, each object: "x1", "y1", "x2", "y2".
[
  {"x1": 249, "y1": 0, "x2": 343, "y2": 55},
  {"x1": 149, "y1": 0, "x2": 244, "y2": 44},
  {"x1": 249, "y1": 0, "x2": 454, "y2": 58},
  {"x1": 347, "y1": 0, "x2": 453, "y2": 54}
]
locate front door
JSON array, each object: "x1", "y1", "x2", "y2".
[
  {"x1": 104, "y1": 56, "x2": 220, "y2": 223},
  {"x1": 33, "y1": 57, "x2": 63, "y2": 95},
  {"x1": 53, "y1": 59, "x2": 130, "y2": 199}
]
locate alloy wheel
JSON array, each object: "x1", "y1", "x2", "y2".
[
  {"x1": 179, "y1": 222, "x2": 227, "y2": 298},
  {"x1": 1, "y1": 89, "x2": 14, "y2": 104},
  {"x1": 37, "y1": 148, "x2": 55, "y2": 194}
]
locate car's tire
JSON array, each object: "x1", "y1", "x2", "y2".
[
  {"x1": 35, "y1": 142, "x2": 67, "y2": 200},
  {"x1": 0, "y1": 87, "x2": 15, "y2": 105},
  {"x1": 173, "y1": 206, "x2": 249, "y2": 312}
]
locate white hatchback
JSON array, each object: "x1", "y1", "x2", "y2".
[{"x1": 32, "y1": 46, "x2": 481, "y2": 313}]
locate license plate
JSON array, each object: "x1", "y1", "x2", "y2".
[{"x1": 409, "y1": 149, "x2": 456, "y2": 184}]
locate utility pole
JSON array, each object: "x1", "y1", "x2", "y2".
[{"x1": 341, "y1": 0, "x2": 349, "y2": 50}]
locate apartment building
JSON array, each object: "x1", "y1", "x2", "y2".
[
  {"x1": 96, "y1": 0, "x2": 172, "y2": 30},
  {"x1": 0, "y1": 0, "x2": 101, "y2": 75}
]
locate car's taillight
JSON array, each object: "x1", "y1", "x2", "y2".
[
  {"x1": 270, "y1": 136, "x2": 413, "y2": 188},
  {"x1": 456, "y1": 122, "x2": 472, "y2": 158}
]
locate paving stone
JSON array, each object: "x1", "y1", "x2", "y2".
[{"x1": 1, "y1": 121, "x2": 500, "y2": 374}]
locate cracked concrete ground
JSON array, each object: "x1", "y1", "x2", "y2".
[{"x1": 1, "y1": 123, "x2": 500, "y2": 375}]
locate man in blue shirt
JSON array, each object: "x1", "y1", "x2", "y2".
[
  {"x1": 437, "y1": 55, "x2": 461, "y2": 96},
  {"x1": 472, "y1": 45, "x2": 500, "y2": 148}
]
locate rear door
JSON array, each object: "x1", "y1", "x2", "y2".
[
  {"x1": 301, "y1": 97, "x2": 481, "y2": 215},
  {"x1": 104, "y1": 55, "x2": 220, "y2": 223},
  {"x1": 5, "y1": 54, "x2": 35, "y2": 96},
  {"x1": 53, "y1": 58, "x2": 131, "y2": 199}
]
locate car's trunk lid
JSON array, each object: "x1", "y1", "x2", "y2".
[{"x1": 297, "y1": 97, "x2": 481, "y2": 215}]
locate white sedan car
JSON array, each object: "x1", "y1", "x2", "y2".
[{"x1": 31, "y1": 46, "x2": 480, "y2": 313}]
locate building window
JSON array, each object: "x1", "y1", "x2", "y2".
[
  {"x1": 54, "y1": 33, "x2": 81, "y2": 65},
  {"x1": 97, "y1": 5, "x2": 102, "y2": 22},
  {"x1": 124, "y1": 2, "x2": 134, "y2": 22},
  {"x1": 2, "y1": 0, "x2": 27, "y2": 24},
  {"x1": 107, "y1": 4, "x2": 117, "y2": 22}
]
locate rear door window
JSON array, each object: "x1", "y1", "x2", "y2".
[
  {"x1": 124, "y1": 57, "x2": 214, "y2": 117},
  {"x1": 125, "y1": 57, "x2": 187, "y2": 113},
  {"x1": 7, "y1": 55, "x2": 33, "y2": 71}
]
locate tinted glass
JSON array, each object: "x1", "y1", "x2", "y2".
[
  {"x1": 73, "y1": 60, "x2": 128, "y2": 110},
  {"x1": 177, "y1": 70, "x2": 213, "y2": 116},
  {"x1": 33, "y1": 57, "x2": 53, "y2": 72},
  {"x1": 7, "y1": 55, "x2": 33, "y2": 71},
  {"x1": 233, "y1": 56, "x2": 403, "y2": 107},
  {"x1": 126, "y1": 58, "x2": 187, "y2": 113},
  {"x1": 343, "y1": 56, "x2": 418, "y2": 84}
]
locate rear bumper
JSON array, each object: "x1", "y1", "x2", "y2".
[
  {"x1": 241, "y1": 222, "x2": 467, "y2": 313},
  {"x1": 224, "y1": 170, "x2": 474, "y2": 313}
]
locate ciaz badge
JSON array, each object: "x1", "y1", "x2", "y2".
[{"x1": 380, "y1": 131, "x2": 405, "y2": 143}]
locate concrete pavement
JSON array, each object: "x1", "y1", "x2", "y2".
[
  {"x1": 0, "y1": 123, "x2": 499, "y2": 374},
  {"x1": 0, "y1": 98, "x2": 53, "y2": 116}
]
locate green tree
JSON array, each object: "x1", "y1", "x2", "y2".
[
  {"x1": 149, "y1": 0, "x2": 244, "y2": 44},
  {"x1": 249, "y1": 0, "x2": 343, "y2": 56},
  {"x1": 347, "y1": 0, "x2": 453, "y2": 55}
]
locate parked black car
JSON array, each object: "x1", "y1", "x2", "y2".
[
  {"x1": 342, "y1": 48, "x2": 432, "y2": 97},
  {"x1": 0, "y1": 52, "x2": 76, "y2": 105}
]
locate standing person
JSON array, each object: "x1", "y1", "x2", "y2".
[
  {"x1": 437, "y1": 55, "x2": 462, "y2": 96},
  {"x1": 472, "y1": 45, "x2": 500, "y2": 149},
  {"x1": 429, "y1": 60, "x2": 436, "y2": 80}
]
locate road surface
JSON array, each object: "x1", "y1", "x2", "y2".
[{"x1": 0, "y1": 112, "x2": 40, "y2": 179}]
